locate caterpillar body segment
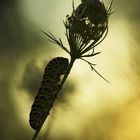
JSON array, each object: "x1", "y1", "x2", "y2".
[{"x1": 29, "y1": 57, "x2": 69, "y2": 130}]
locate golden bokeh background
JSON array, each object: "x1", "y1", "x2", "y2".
[{"x1": 0, "y1": 0, "x2": 140, "y2": 140}]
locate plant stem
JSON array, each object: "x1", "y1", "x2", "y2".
[
  {"x1": 32, "y1": 115, "x2": 48, "y2": 140},
  {"x1": 32, "y1": 56, "x2": 76, "y2": 140},
  {"x1": 58, "y1": 56, "x2": 76, "y2": 92}
]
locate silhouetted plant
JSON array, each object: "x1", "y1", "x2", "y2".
[{"x1": 29, "y1": 0, "x2": 113, "y2": 139}]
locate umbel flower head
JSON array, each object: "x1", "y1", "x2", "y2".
[
  {"x1": 64, "y1": 0, "x2": 113, "y2": 59},
  {"x1": 42, "y1": 0, "x2": 113, "y2": 81}
]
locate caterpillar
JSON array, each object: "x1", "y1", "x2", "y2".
[{"x1": 29, "y1": 57, "x2": 69, "y2": 130}]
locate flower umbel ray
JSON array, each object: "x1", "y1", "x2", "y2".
[{"x1": 43, "y1": 0, "x2": 113, "y2": 82}]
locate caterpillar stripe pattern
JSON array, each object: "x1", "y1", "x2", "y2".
[{"x1": 29, "y1": 57, "x2": 69, "y2": 130}]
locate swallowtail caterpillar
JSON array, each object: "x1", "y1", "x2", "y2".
[{"x1": 29, "y1": 57, "x2": 69, "y2": 130}]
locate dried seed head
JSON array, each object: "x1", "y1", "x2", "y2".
[
  {"x1": 66, "y1": 0, "x2": 110, "y2": 45},
  {"x1": 44, "y1": 0, "x2": 113, "y2": 59}
]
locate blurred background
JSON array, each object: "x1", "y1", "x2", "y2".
[{"x1": 0, "y1": 0, "x2": 140, "y2": 140}]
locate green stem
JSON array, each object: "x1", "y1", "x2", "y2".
[{"x1": 32, "y1": 57, "x2": 76, "y2": 140}]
